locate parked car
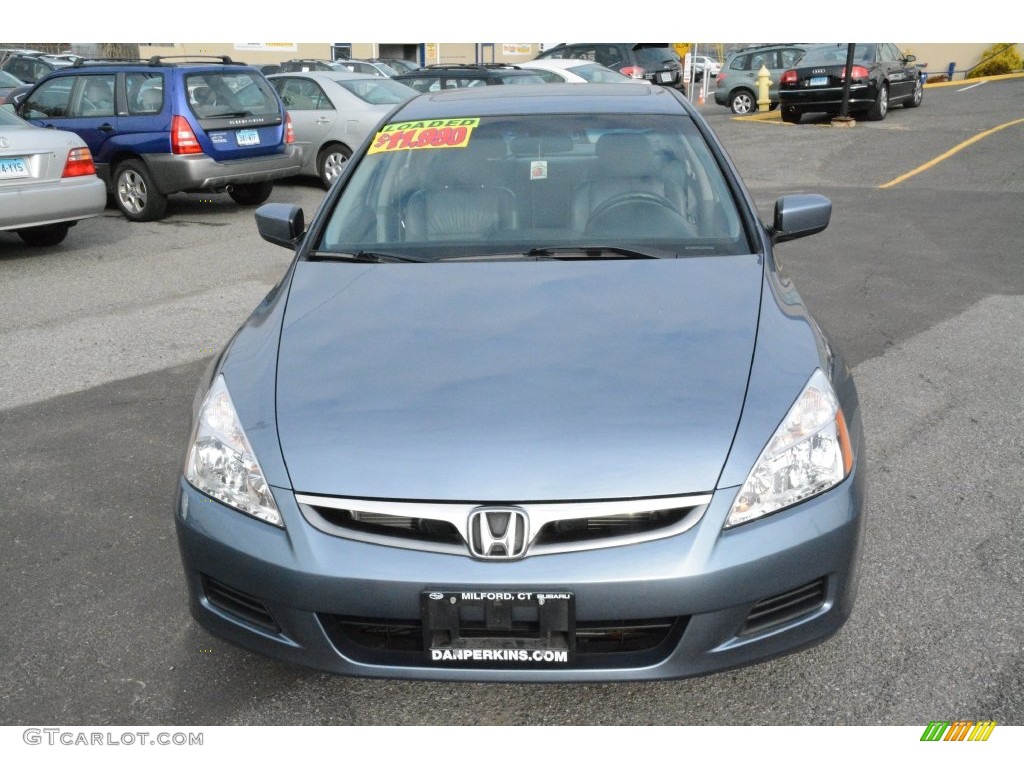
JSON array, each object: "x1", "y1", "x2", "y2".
[
  {"x1": 175, "y1": 82, "x2": 864, "y2": 682},
  {"x1": 0, "y1": 70, "x2": 25, "y2": 102},
  {"x1": 691, "y1": 55, "x2": 722, "y2": 81},
  {"x1": 0, "y1": 106, "x2": 106, "y2": 246},
  {"x1": 715, "y1": 44, "x2": 808, "y2": 114},
  {"x1": 269, "y1": 71, "x2": 417, "y2": 188},
  {"x1": 522, "y1": 58, "x2": 644, "y2": 84},
  {"x1": 392, "y1": 64, "x2": 548, "y2": 93},
  {"x1": 369, "y1": 58, "x2": 420, "y2": 75},
  {"x1": 535, "y1": 44, "x2": 684, "y2": 90},
  {"x1": 17, "y1": 57, "x2": 301, "y2": 221},
  {"x1": 1, "y1": 52, "x2": 71, "y2": 84},
  {"x1": 779, "y1": 43, "x2": 923, "y2": 123}
]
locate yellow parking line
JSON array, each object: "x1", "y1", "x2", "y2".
[{"x1": 879, "y1": 117, "x2": 1024, "y2": 188}]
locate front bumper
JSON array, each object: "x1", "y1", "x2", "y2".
[
  {"x1": 142, "y1": 145, "x2": 302, "y2": 195},
  {"x1": 175, "y1": 465, "x2": 864, "y2": 682}
]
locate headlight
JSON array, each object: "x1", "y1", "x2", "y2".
[
  {"x1": 185, "y1": 375, "x2": 283, "y2": 527},
  {"x1": 726, "y1": 369, "x2": 853, "y2": 528}
]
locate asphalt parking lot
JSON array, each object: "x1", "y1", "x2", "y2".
[{"x1": 1, "y1": 75, "x2": 1022, "y2": 726}]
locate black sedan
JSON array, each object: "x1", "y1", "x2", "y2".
[{"x1": 778, "y1": 43, "x2": 923, "y2": 123}]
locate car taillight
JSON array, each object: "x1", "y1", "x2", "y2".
[
  {"x1": 61, "y1": 147, "x2": 96, "y2": 178},
  {"x1": 284, "y1": 111, "x2": 295, "y2": 144},
  {"x1": 840, "y1": 65, "x2": 870, "y2": 80},
  {"x1": 171, "y1": 115, "x2": 203, "y2": 155},
  {"x1": 716, "y1": 71, "x2": 726, "y2": 84},
  {"x1": 781, "y1": 70, "x2": 799, "y2": 85},
  {"x1": 619, "y1": 65, "x2": 646, "y2": 80}
]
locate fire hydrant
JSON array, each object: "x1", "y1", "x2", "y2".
[{"x1": 756, "y1": 64, "x2": 772, "y2": 112}]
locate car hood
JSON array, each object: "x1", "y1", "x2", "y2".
[{"x1": 275, "y1": 255, "x2": 762, "y2": 500}]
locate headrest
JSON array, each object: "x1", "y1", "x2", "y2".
[{"x1": 595, "y1": 133, "x2": 657, "y2": 176}]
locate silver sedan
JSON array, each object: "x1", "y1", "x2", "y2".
[
  {"x1": 0, "y1": 106, "x2": 106, "y2": 246},
  {"x1": 268, "y1": 72, "x2": 417, "y2": 189}
]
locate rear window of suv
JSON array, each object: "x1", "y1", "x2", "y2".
[{"x1": 185, "y1": 71, "x2": 280, "y2": 119}]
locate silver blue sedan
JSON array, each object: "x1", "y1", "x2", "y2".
[
  {"x1": 0, "y1": 106, "x2": 106, "y2": 246},
  {"x1": 175, "y1": 84, "x2": 864, "y2": 681},
  {"x1": 268, "y1": 72, "x2": 417, "y2": 188}
]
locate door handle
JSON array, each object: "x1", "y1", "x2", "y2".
[{"x1": 98, "y1": 123, "x2": 115, "y2": 132}]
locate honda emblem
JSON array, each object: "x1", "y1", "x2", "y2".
[{"x1": 468, "y1": 507, "x2": 529, "y2": 559}]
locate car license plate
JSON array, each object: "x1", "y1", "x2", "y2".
[
  {"x1": 808, "y1": 76, "x2": 829, "y2": 87},
  {"x1": 422, "y1": 589, "x2": 575, "y2": 665},
  {"x1": 0, "y1": 157, "x2": 30, "y2": 179},
  {"x1": 236, "y1": 129, "x2": 260, "y2": 146},
  {"x1": 658, "y1": 71, "x2": 674, "y2": 83}
]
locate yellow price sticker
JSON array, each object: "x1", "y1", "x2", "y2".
[{"x1": 368, "y1": 118, "x2": 480, "y2": 154}]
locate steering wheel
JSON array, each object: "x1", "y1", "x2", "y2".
[{"x1": 585, "y1": 191, "x2": 689, "y2": 234}]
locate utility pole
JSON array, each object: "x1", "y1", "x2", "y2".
[{"x1": 832, "y1": 43, "x2": 857, "y2": 127}]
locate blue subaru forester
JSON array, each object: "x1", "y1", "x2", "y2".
[{"x1": 17, "y1": 56, "x2": 301, "y2": 221}]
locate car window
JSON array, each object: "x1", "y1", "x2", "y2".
[
  {"x1": 127, "y1": 72, "x2": 164, "y2": 115},
  {"x1": 780, "y1": 48, "x2": 805, "y2": 67},
  {"x1": 317, "y1": 113, "x2": 748, "y2": 259},
  {"x1": 633, "y1": 46, "x2": 677, "y2": 70},
  {"x1": 528, "y1": 69, "x2": 566, "y2": 83},
  {"x1": 0, "y1": 70, "x2": 22, "y2": 87},
  {"x1": 72, "y1": 74, "x2": 116, "y2": 117},
  {"x1": 22, "y1": 77, "x2": 72, "y2": 118},
  {"x1": 186, "y1": 71, "x2": 280, "y2": 118},
  {"x1": 274, "y1": 77, "x2": 333, "y2": 110}
]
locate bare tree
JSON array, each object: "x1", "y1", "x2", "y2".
[{"x1": 100, "y1": 43, "x2": 140, "y2": 60}]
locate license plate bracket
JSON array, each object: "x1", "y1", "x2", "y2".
[
  {"x1": 0, "y1": 157, "x2": 30, "y2": 179},
  {"x1": 422, "y1": 590, "x2": 575, "y2": 665},
  {"x1": 236, "y1": 128, "x2": 260, "y2": 146}
]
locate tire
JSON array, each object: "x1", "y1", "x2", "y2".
[
  {"x1": 906, "y1": 78, "x2": 923, "y2": 108},
  {"x1": 114, "y1": 159, "x2": 167, "y2": 222},
  {"x1": 781, "y1": 106, "x2": 801, "y2": 124},
  {"x1": 867, "y1": 82, "x2": 889, "y2": 121},
  {"x1": 229, "y1": 181, "x2": 274, "y2": 206},
  {"x1": 317, "y1": 143, "x2": 352, "y2": 189},
  {"x1": 729, "y1": 89, "x2": 756, "y2": 115},
  {"x1": 17, "y1": 223, "x2": 70, "y2": 247}
]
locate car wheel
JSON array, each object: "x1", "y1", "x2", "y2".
[
  {"x1": 229, "y1": 181, "x2": 274, "y2": 206},
  {"x1": 17, "y1": 223, "x2": 70, "y2": 247},
  {"x1": 867, "y1": 82, "x2": 889, "y2": 121},
  {"x1": 729, "y1": 89, "x2": 756, "y2": 115},
  {"x1": 781, "y1": 106, "x2": 801, "y2": 124},
  {"x1": 906, "y1": 78, "x2": 923, "y2": 108},
  {"x1": 317, "y1": 143, "x2": 352, "y2": 189},
  {"x1": 114, "y1": 159, "x2": 168, "y2": 222}
]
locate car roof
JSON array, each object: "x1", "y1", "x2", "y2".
[
  {"x1": 524, "y1": 59, "x2": 609, "y2": 69},
  {"x1": 270, "y1": 71, "x2": 382, "y2": 82},
  {"x1": 387, "y1": 82, "x2": 688, "y2": 120}
]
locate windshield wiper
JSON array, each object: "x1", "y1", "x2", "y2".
[
  {"x1": 308, "y1": 250, "x2": 427, "y2": 263},
  {"x1": 526, "y1": 246, "x2": 669, "y2": 260}
]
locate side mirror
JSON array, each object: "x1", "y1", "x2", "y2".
[
  {"x1": 771, "y1": 194, "x2": 831, "y2": 243},
  {"x1": 905, "y1": 54, "x2": 917, "y2": 64},
  {"x1": 255, "y1": 203, "x2": 305, "y2": 249}
]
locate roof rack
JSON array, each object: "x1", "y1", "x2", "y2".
[
  {"x1": 147, "y1": 55, "x2": 245, "y2": 66},
  {"x1": 69, "y1": 57, "x2": 149, "y2": 67},
  {"x1": 423, "y1": 63, "x2": 522, "y2": 70}
]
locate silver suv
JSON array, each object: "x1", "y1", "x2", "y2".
[{"x1": 714, "y1": 44, "x2": 807, "y2": 114}]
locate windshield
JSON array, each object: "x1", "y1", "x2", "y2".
[
  {"x1": 566, "y1": 63, "x2": 632, "y2": 83},
  {"x1": 798, "y1": 44, "x2": 876, "y2": 66},
  {"x1": 315, "y1": 113, "x2": 749, "y2": 260},
  {"x1": 185, "y1": 71, "x2": 281, "y2": 118},
  {"x1": 332, "y1": 76, "x2": 417, "y2": 104}
]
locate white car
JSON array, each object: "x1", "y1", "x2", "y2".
[
  {"x1": 0, "y1": 106, "x2": 106, "y2": 246},
  {"x1": 523, "y1": 58, "x2": 646, "y2": 84},
  {"x1": 692, "y1": 56, "x2": 722, "y2": 80}
]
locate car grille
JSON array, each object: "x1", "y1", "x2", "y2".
[
  {"x1": 296, "y1": 493, "x2": 712, "y2": 558},
  {"x1": 739, "y1": 577, "x2": 827, "y2": 636},
  {"x1": 318, "y1": 613, "x2": 688, "y2": 669}
]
